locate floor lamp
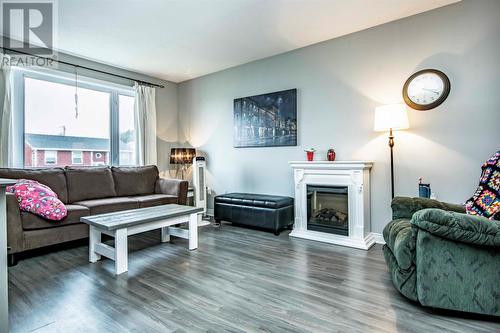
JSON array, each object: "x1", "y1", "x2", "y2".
[{"x1": 374, "y1": 104, "x2": 409, "y2": 198}]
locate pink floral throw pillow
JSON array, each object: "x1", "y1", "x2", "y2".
[{"x1": 6, "y1": 179, "x2": 67, "y2": 221}]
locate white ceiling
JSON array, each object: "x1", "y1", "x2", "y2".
[{"x1": 57, "y1": 0, "x2": 459, "y2": 83}]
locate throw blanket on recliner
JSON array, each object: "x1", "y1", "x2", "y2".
[{"x1": 465, "y1": 151, "x2": 500, "y2": 220}]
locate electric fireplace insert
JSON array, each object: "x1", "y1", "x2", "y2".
[{"x1": 307, "y1": 185, "x2": 349, "y2": 236}]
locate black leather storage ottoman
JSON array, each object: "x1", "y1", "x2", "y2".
[{"x1": 214, "y1": 193, "x2": 294, "y2": 235}]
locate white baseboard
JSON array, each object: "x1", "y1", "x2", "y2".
[
  {"x1": 370, "y1": 232, "x2": 385, "y2": 245},
  {"x1": 290, "y1": 229, "x2": 375, "y2": 250}
]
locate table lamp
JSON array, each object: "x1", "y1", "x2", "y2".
[
  {"x1": 170, "y1": 148, "x2": 196, "y2": 179},
  {"x1": 374, "y1": 104, "x2": 409, "y2": 198}
]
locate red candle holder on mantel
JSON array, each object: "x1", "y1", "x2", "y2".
[
  {"x1": 327, "y1": 149, "x2": 336, "y2": 161},
  {"x1": 304, "y1": 148, "x2": 316, "y2": 161}
]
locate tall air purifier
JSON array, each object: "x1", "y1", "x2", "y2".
[{"x1": 192, "y1": 156, "x2": 210, "y2": 226}]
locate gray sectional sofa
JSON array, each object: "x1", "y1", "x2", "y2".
[{"x1": 0, "y1": 165, "x2": 188, "y2": 264}]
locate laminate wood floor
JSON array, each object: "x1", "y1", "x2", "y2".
[{"x1": 8, "y1": 224, "x2": 500, "y2": 333}]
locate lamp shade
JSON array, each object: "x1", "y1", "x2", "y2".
[
  {"x1": 374, "y1": 104, "x2": 409, "y2": 132},
  {"x1": 170, "y1": 148, "x2": 196, "y2": 164}
]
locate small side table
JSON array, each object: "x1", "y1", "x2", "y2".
[{"x1": 0, "y1": 178, "x2": 16, "y2": 333}]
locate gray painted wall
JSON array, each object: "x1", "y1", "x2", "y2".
[{"x1": 178, "y1": 0, "x2": 500, "y2": 233}]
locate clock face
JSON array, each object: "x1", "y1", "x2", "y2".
[
  {"x1": 407, "y1": 73, "x2": 444, "y2": 105},
  {"x1": 403, "y1": 69, "x2": 450, "y2": 110}
]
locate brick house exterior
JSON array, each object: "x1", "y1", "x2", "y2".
[{"x1": 25, "y1": 134, "x2": 110, "y2": 167}]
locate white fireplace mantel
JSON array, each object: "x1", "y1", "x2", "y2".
[{"x1": 289, "y1": 161, "x2": 374, "y2": 250}]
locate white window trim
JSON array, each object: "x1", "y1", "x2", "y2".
[
  {"x1": 44, "y1": 150, "x2": 57, "y2": 165},
  {"x1": 12, "y1": 67, "x2": 136, "y2": 168},
  {"x1": 32, "y1": 150, "x2": 38, "y2": 166},
  {"x1": 72, "y1": 151, "x2": 83, "y2": 165}
]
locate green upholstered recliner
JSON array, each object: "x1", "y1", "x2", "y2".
[{"x1": 383, "y1": 197, "x2": 500, "y2": 317}]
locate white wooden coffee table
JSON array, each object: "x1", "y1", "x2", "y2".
[{"x1": 81, "y1": 204, "x2": 203, "y2": 275}]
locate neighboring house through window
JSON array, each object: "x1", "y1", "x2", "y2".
[
  {"x1": 12, "y1": 67, "x2": 137, "y2": 168},
  {"x1": 24, "y1": 134, "x2": 110, "y2": 167}
]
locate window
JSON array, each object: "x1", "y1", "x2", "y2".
[
  {"x1": 72, "y1": 151, "x2": 83, "y2": 164},
  {"x1": 119, "y1": 95, "x2": 136, "y2": 166},
  {"x1": 44, "y1": 151, "x2": 57, "y2": 165},
  {"x1": 14, "y1": 68, "x2": 137, "y2": 168}
]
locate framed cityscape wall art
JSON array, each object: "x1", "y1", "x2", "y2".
[{"x1": 233, "y1": 88, "x2": 297, "y2": 148}]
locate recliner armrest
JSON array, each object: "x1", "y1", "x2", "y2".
[
  {"x1": 411, "y1": 208, "x2": 500, "y2": 246},
  {"x1": 155, "y1": 178, "x2": 188, "y2": 205},
  {"x1": 391, "y1": 196, "x2": 465, "y2": 220}
]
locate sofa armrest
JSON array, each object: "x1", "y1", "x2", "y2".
[
  {"x1": 155, "y1": 178, "x2": 189, "y2": 205},
  {"x1": 391, "y1": 196, "x2": 465, "y2": 220},
  {"x1": 6, "y1": 193, "x2": 24, "y2": 254},
  {"x1": 411, "y1": 208, "x2": 500, "y2": 246}
]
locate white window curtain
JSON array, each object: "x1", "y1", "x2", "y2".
[
  {"x1": 134, "y1": 83, "x2": 157, "y2": 166},
  {"x1": 0, "y1": 54, "x2": 13, "y2": 167}
]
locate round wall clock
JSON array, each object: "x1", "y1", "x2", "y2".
[{"x1": 402, "y1": 69, "x2": 450, "y2": 110}]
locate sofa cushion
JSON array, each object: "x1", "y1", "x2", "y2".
[
  {"x1": 65, "y1": 167, "x2": 116, "y2": 203},
  {"x1": 382, "y1": 218, "x2": 415, "y2": 270},
  {"x1": 112, "y1": 165, "x2": 159, "y2": 196},
  {"x1": 130, "y1": 194, "x2": 177, "y2": 208},
  {"x1": 21, "y1": 204, "x2": 89, "y2": 230},
  {"x1": 74, "y1": 197, "x2": 139, "y2": 215},
  {"x1": 0, "y1": 167, "x2": 68, "y2": 203},
  {"x1": 214, "y1": 193, "x2": 293, "y2": 209}
]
